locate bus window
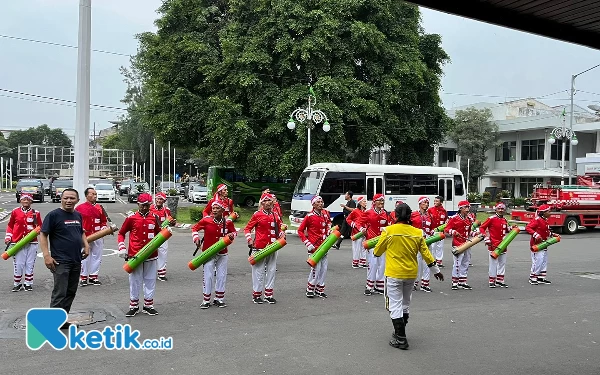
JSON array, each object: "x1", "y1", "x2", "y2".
[
  {"x1": 454, "y1": 175, "x2": 465, "y2": 196},
  {"x1": 413, "y1": 175, "x2": 438, "y2": 195},
  {"x1": 446, "y1": 179, "x2": 453, "y2": 201},
  {"x1": 367, "y1": 178, "x2": 375, "y2": 200},
  {"x1": 319, "y1": 172, "x2": 366, "y2": 194},
  {"x1": 294, "y1": 171, "x2": 322, "y2": 195},
  {"x1": 438, "y1": 179, "x2": 445, "y2": 199},
  {"x1": 376, "y1": 178, "x2": 382, "y2": 194},
  {"x1": 384, "y1": 174, "x2": 411, "y2": 194}
]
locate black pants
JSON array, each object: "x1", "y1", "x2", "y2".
[
  {"x1": 50, "y1": 262, "x2": 81, "y2": 313},
  {"x1": 335, "y1": 218, "x2": 351, "y2": 246}
]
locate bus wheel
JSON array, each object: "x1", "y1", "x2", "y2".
[
  {"x1": 563, "y1": 217, "x2": 579, "y2": 235},
  {"x1": 244, "y1": 197, "x2": 256, "y2": 207}
]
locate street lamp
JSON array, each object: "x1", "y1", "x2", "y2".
[
  {"x1": 548, "y1": 125, "x2": 578, "y2": 186},
  {"x1": 287, "y1": 87, "x2": 330, "y2": 167},
  {"x1": 568, "y1": 63, "x2": 600, "y2": 184}
]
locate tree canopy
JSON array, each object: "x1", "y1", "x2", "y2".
[
  {"x1": 448, "y1": 107, "x2": 499, "y2": 192},
  {"x1": 128, "y1": 0, "x2": 450, "y2": 178}
]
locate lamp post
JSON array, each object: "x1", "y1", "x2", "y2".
[
  {"x1": 568, "y1": 64, "x2": 600, "y2": 184},
  {"x1": 287, "y1": 87, "x2": 330, "y2": 167},
  {"x1": 548, "y1": 116, "x2": 578, "y2": 185}
]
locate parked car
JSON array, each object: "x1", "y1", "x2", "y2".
[
  {"x1": 159, "y1": 181, "x2": 177, "y2": 193},
  {"x1": 188, "y1": 184, "x2": 208, "y2": 203},
  {"x1": 95, "y1": 183, "x2": 116, "y2": 203},
  {"x1": 16, "y1": 179, "x2": 45, "y2": 203},
  {"x1": 41, "y1": 179, "x2": 51, "y2": 196},
  {"x1": 51, "y1": 179, "x2": 73, "y2": 202},
  {"x1": 119, "y1": 179, "x2": 135, "y2": 196},
  {"x1": 183, "y1": 182, "x2": 195, "y2": 199},
  {"x1": 128, "y1": 182, "x2": 150, "y2": 203},
  {"x1": 89, "y1": 179, "x2": 114, "y2": 189},
  {"x1": 176, "y1": 182, "x2": 185, "y2": 196}
]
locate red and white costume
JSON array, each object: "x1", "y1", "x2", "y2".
[
  {"x1": 411, "y1": 197, "x2": 434, "y2": 290},
  {"x1": 76, "y1": 201, "x2": 107, "y2": 284},
  {"x1": 444, "y1": 200, "x2": 475, "y2": 288},
  {"x1": 479, "y1": 203, "x2": 510, "y2": 286},
  {"x1": 346, "y1": 196, "x2": 367, "y2": 268},
  {"x1": 428, "y1": 203, "x2": 448, "y2": 266},
  {"x1": 358, "y1": 194, "x2": 391, "y2": 293},
  {"x1": 191, "y1": 205, "x2": 237, "y2": 304},
  {"x1": 150, "y1": 193, "x2": 172, "y2": 280},
  {"x1": 525, "y1": 204, "x2": 553, "y2": 283},
  {"x1": 118, "y1": 194, "x2": 162, "y2": 311},
  {"x1": 298, "y1": 196, "x2": 332, "y2": 296},
  {"x1": 244, "y1": 193, "x2": 284, "y2": 301},
  {"x1": 5, "y1": 195, "x2": 42, "y2": 288},
  {"x1": 203, "y1": 184, "x2": 234, "y2": 217}
]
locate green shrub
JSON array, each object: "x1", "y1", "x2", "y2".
[
  {"x1": 189, "y1": 207, "x2": 204, "y2": 222},
  {"x1": 467, "y1": 192, "x2": 481, "y2": 203},
  {"x1": 512, "y1": 197, "x2": 527, "y2": 207},
  {"x1": 481, "y1": 191, "x2": 492, "y2": 204}
]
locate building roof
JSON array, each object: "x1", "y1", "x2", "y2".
[{"x1": 408, "y1": 0, "x2": 600, "y2": 50}]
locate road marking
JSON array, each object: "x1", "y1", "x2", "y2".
[
  {"x1": 117, "y1": 197, "x2": 127, "y2": 204},
  {"x1": 579, "y1": 274, "x2": 600, "y2": 280}
]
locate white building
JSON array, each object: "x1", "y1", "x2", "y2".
[{"x1": 436, "y1": 98, "x2": 600, "y2": 197}]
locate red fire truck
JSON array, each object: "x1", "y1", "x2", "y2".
[{"x1": 511, "y1": 182, "x2": 600, "y2": 235}]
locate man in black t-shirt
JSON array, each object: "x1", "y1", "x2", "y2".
[
  {"x1": 40, "y1": 188, "x2": 89, "y2": 322},
  {"x1": 333, "y1": 191, "x2": 356, "y2": 249}
]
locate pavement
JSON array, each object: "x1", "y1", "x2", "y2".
[{"x1": 0, "y1": 193, "x2": 598, "y2": 374}]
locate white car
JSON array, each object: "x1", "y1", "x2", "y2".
[
  {"x1": 95, "y1": 183, "x2": 116, "y2": 203},
  {"x1": 189, "y1": 184, "x2": 208, "y2": 203}
]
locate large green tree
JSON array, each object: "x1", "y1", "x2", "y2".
[
  {"x1": 448, "y1": 107, "x2": 499, "y2": 192},
  {"x1": 130, "y1": 0, "x2": 450, "y2": 178}
]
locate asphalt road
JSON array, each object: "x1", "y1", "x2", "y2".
[{"x1": 0, "y1": 193, "x2": 598, "y2": 374}]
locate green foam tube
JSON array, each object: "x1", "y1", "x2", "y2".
[
  {"x1": 491, "y1": 228, "x2": 520, "y2": 259},
  {"x1": 1, "y1": 227, "x2": 41, "y2": 260},
  {"x1": 425, "y1": 232, "x2": 446, "y2": 246},
  {"x1": 248, "y1": 238, "x2": 287, "y2": 265},
  {"x1": 434, "y1": 223, "x2": 447, "y2": 232},
  {"x1": 123, "y1": 228, "x2": 172, "y2": 273},
  {"x1": 188, "y1": 236, "x2": 234, "y2": 270},
  {"x1": 532, "y1": 236, "x2": 560, "y2": 252},
  {"x1": 471, "y1": 220, "x2": 481, "y2": 231},
  {"x1": 307, "y1": 230, "x2": 341, "y2": 267},
  {"x1": 363, "y1": 235, "x2": 380, "y2": 250},
  {"x1": 351, "y1": 231, "x2": 365, "y2": 241}
]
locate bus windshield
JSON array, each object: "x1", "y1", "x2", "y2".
[{"x1": 293, "y1": 170, "x2": 323, "y2": 195}]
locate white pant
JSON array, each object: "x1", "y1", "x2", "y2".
[
  {"x1": 157, "y1": 242, "x2": 169, "y2": 277},
  {"x1": 13, "y1": 243, "x2": 37, "y2": 286},
  {"x1": 488, "y1": 251, "x2": 507, "y2": 283},
  {"x1": 452, "y1": 249, "x2": 471, "y2": 285},
  {"x1": 351, "y1": 238, "x2": 367, "y2": 266},
  {"x1": 385, "y1": 277, "x2": 415, "y2": 319},
  {"x1": 81, "y1": 239, "x2": 103, "y2": 279},
  {"x1": 251, "y1": 251, "x2": 277, "y2": 299},
  {"x1": 530, "y1": 250, "x2": 548, "y2": 280},
  {"x1": 415, "y1": 251, "x2": 431, "y2": 286},
  {"x1": 307, "y1": 254, "x2": 328, "y2": 293},
  {"x1": 129, "y1": 259, "x2": 157, "y2": 308},
  {"x1": 430, "y1": 240, "x2": 444, "y2": 263},
  {"x1": 203, "y1": 253, "x2": 228, "y2": 302},
  {"x1": 366, "y1": 250, "x2": 386, "y2": 291}
]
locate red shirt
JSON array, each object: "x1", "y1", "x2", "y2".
[
  {"x1": 525, "y1": 216, "x2": 552, "y2": 248},
  {"x1": 358, "y1": 208, "x2": 391, "y2": 240},
  {"x1": 444, "y1": 214, "x2": 474, "y2": 247},
  {"x1": 479, "y1": 214, "x2": 510, "y2": 250},
  {"x1": 298, "y1": 209, "x2": 332, "y2": 252},
  {"x1": 5, "y1": 207, "x2": 43, "y2": 243},
  {"x1": 118, "y1": 212, "x2": 162, "y2": 259},
  {"x1": 244, "y1": 209, "x2": 284, "y2": 249},
  {"x1": 75, "y1": 202, "x2": 107, "y2": 236},
  {"x1": 191, "y1": 216, "x2": 237, "y2": 254},
  {"x1": 428, "y1": 205, "x2": 448, "y2": 229},
  {"x1": 410, "y1": 210, "x2": 434, "y2": 238},
  {"x1": 346, "y1": 208, "x2": 366, "y2": 236},
  {"x1": 203, "y1": 196, "x2": 234, "y2": 217}
]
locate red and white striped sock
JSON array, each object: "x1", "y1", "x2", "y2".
[{"x1": 144, "y1": 298, "x2": 154, "y2": 308}]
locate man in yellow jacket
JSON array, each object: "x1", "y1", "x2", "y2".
[{"x1": 373, "y1": 203, "x2": 444, "y2": 350}]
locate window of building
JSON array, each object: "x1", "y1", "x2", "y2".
[
  {"x1": 495, "y1": 141, "x2": 517, "y2": 161},
  {"x1": 440, "y1": 149, "x2": 456, "y2": 163},
  {"x1": 521, "y1": 139, "x2": 545, "y2": 161},
  {"x1": 520, "y1": 178, "x2": 544, "y2": 197},
  {"x1": 550, "y1": 139, "x2": 570, "y2": 161},
  {"x1": 501, "y1": 178, "x2": 515, "y2": 196}
]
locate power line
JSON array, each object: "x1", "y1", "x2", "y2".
[
  {"x1": 0, "y1": 88, "x2": 127, "y2": 111},
  {"x1": 0, "y1": 34, "x2": 131, "y2": 57},
  {"x1": 0, "y1": 94, "x2": 124, "y2": 114}
]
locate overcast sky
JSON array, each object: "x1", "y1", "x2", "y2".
[{"x1": 1, "y1": 0, "x2": 599, "y2": 137}]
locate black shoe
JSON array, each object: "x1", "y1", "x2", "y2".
[
  {"x1": 352, "y1": 264, "x2": 359, "y2": 269},
  {"x1": 265, "y1": 297, "x2": 277, "y2": 304},
  {"x1": 438, "y1": 263, "x2": 445, "y2": 268},
  {"x1": 125, "y1": 307, "x2": 139, "y2": 317},
  {"x1": 451, "y1": 283, "x2": 458, "y2": 290},
  {"x1": 420, "y1": 286, "x2": 432, "y2": 293},
  {"x1": 200, "y1": 302, "x2": 211, "y2": 309},
  {"x1": 390, "y1": 334, "x2": 409, "y2": 350},
  {"x1": 11, "y1": 284, "x2": 23, "y2": 292},
  {"x1": 331, "y1": 244, "x2": 340, "y2": 250},
  {"x1": 496, "y1": 281, "x2": 508, "y2": 288},
  {"x1": 364, "y1": 289, "x2": 372, "y2": 296},
  {"x1": 374, "y1": 288, "x2": 384, "y2": 295},
  {"x1": 143, "y1": 306, "x2": 158, "y2": 316},
  {"x1": 157, "y1": 276, "x2": 168, "y2": 282},
  {"x1": 489, "y1": 282, "x2": 496, "y2": 288},
  {"x1": 214, "y1": 300, "x2": 227, "y2": 308},
  {"x1": 306, "y1": 291, "x2": 315, "y2": 298},
  {"x1": 317, "y1": 292, "x2": 328, "y2": 298},
  {"x1": 24, "y1": 285, "x2": 33, "y2": 291},
  {"x1": 89, "y1": 279, "x2": 102, "y2": 286},
  {"x1": 459, "y1": 283, "x2": 473, "y2": 290},
  {"x1": 413, "y1": 284, "x2": 418, "y2": 291},
  {"x1": 538, "y1": 278, "x2": 552, "y2": 284},
  {"x1": 528, "y1": 278, "x2": 538, "y2": 285},
  {"x1": 79, "y1": 279, "x2": 88, "y2": 287},
  {"x1": 253, "y1": 297, "x2": 264, "y2": 304}
]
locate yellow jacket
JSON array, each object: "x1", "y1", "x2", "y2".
[{"x1": 373, "y1": 223, "x2": 436, "y2": 279}]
